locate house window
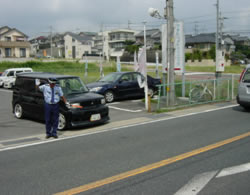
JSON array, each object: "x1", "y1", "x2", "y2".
[
  {"x1": 20, "y1": 48, "x2": 26, "y2": 57},
  {"x1": 5, "y1": 48, "x2": 11, "y2": 57},
  {"x1": 5, "y1": 36, "x2": 11, "y2": 41}
]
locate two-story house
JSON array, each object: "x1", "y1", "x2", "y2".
[
  {"x1": 135, "y1": 29, "x2": 161, "y2": 49},
  {"x1": 64, "y1": 32, "x2": 93, "y2": 59},
  {"x1": 108, "y1": 29, "x2": 137, "y2": 58},
  {"x1": 0, "y1": 26, "x2": 30, "y2": 58}
]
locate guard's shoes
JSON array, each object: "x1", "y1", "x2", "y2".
[
  {"x1": 46, "y1": 135, "x2": 51, "y2": 139},
  {"x1": 53, "y1": 135, "x2": 58, "y2": 139}
]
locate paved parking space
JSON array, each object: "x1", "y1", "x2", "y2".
[
  {"x1": 0, "y1": 89, "x2": 150, "y2": 145},
  {"x1": 0, "y1": 89, "x2": 45, "y2": 142}
]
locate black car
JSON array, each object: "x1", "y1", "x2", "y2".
[
  {"x1": 12, "y1": 72, "x2": 109, "y2": 130},
  {"x1": 87, "y1": 72, "x2": 161, "y2": 103}
]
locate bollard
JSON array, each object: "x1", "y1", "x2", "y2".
[{"x1": 148, "y1": 94, "x2": 151, "y2": 112}]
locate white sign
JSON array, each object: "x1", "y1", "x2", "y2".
[
  {"x1": 162, "y1": 21, "x2": 185, "y2": 73},
  {"x1": 216, "y1": 50, "x2": 225, "y2": 72}
]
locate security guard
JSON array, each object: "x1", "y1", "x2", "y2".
[{"x1": 36, "y1": 77, "x2": 67, "y2": 139}]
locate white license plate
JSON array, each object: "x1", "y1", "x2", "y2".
[{"x1": 90, "y1": 114, "x2": 101, "y2": 121}]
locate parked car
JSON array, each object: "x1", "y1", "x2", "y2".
[
  {"x1": 87, "y1": 72, "x2": 161, "y2": 103},
  {"x1": 12, "y1": 72, "x2": 109, "y2": 130},
  {"x1": 0, "y1": 68, "x2": 33, "y2": 88},
  {"x1": 237, "y1": 64, "x2": 250, "y2": 110}
]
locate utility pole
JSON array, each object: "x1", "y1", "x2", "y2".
[
  {"x1": 143, "y1": 21, "x2": 149, "y2": 110},
  {"x1": 215, "y1": 0, "x2": 222, "y2": 78},
  {"x1": 194, "y1": 22, "x2": 199, "y2": 35},
  {"x1": 215, "y1": 0, "x2": 225, "y2": 78},
  {"x1": 50, "y1": 26, "x2": 53, "y2": 58},
  {"x1": 166, "y1": 0, "x2": 175, "y2": 106}
]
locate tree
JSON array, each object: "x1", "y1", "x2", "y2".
[{"x1": 124, "y1": 40, "x2": 140, "y2": 54}]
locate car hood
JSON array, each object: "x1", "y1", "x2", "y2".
[
  {"x1": 86, "y1": 82, "x2": 111, "y2": 88},
  {"x1": 66, "y1": 92, "x2": 104, "y2": 103}
]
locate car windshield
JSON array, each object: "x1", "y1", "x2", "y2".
[
  {"x1": 243, "y1": 69, "x2": 250, "y2": 83},
  {"x1": 2, "y1": 70, "x2": 8, "y2": 76},
  {"x1": 99, "y1": 73, "x2": 121, "y2": 83},
  {"x1": 59, "y1": 77, "x2": 88, "y2": 96}
]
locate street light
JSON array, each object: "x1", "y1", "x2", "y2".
[
  {"x1": 148, "y1": 8, "x2": 163, "y2": 19},
  {"x1": 148, "y1": 7, "x2": 168, "y2": 100},
  {"x1": 148, "y1": 0, "x2": 176, "y2": 106}
]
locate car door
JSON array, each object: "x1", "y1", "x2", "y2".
[
  {"x1": 116, "y1": 73, "x2": 135, "y2": 98},
  {"x1": 239, "y1": 68, "x2": 250, "y2": 102},
  {"x1": 132, "y1": 72, "x2": 145, "y2": 96}
]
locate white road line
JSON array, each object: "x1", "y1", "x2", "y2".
[
  {"x1": 174, "y1": 171, "x2": 218, "y2": 195},
  {"x1": 131, "y1": 100, "x2": 142, "y2": 103},
  {"x1": 107, "y1": 102, "x2": 120, "y2": 105},
  {"x1": 216, "y1": 162, "x2": 250, "y2": 178},
  {"x1": 109, "y1": 106, "x2": 142, "y2": 113},
  {"x1": 0, "y1": 104, "x2": 238, "y2": 152}
]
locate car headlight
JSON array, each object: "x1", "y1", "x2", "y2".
[
  {"x1": 90, "y1": 87, "x2": 102, "y2": 92},
  {"x1": 101, "y1": 98, "x2": 106, "y2": 104},
  {"x1": 66, "y1": 103, "x2": 83, "y2": 109}
]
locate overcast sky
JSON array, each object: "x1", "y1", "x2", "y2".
[{"x1": 1, "y1": 0, "x2": 250, "y2": 38}]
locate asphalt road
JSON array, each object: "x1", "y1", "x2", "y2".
[{"x1": 0, "y1": 94, "x2": 250, "y2": 194}]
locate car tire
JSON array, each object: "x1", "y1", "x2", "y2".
[
  {"x1": 104, "y1": 90, "x2": 115, "y2": 103},
  {"x1": 58, "y1": 113, "x2": 67, "y2": 130},
  {"x1": 14, "y1": 103, "x2": 24, "y2": 119}
]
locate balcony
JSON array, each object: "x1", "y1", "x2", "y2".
[{"x1": 0, "y1": 41, "x2": 30, "y2": 48}]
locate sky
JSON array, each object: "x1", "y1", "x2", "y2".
[{"x1": 1, "y1": 0, "x2": 250, "y2": 38}]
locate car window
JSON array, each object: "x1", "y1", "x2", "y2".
[
  {"x1": 99, "y1": 73, "x2": 121, "y2": 82},
  {"x1": 23, "y1": 78, "x2": 36, "y2": 92},
  {"x1": 15, "y1": 71, "x2": 23, "y2": 76},
  {"x1": 7, "y1": 71, "x2": 14, "y2": 76},
  {"x1": 59, "y1": 77, "x2": 88, "y2": 96},
  {"x1": 120, "y1": 74, "x2": 132, "y2": 82},
  {"x1": 242, "y1": 69, "x2": 250, "y2": 83}
]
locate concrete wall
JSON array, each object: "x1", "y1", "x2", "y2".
[{"x1": 186, "y1": 59, "x2": 231, "y2": 66}]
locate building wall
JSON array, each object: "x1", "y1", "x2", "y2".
[
  {"x1": 0, "y1": 29, "x2": 30, "y2": 58},
  {"x1": 64, "y1": 34, "x2": 91, "y2": 59}
]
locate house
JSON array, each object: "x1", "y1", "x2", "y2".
[
  {"x1": 30, "y1": 33, "x2": 66, "y2": 58},
  {"x1": 29, "y1": 36, "x2": 49, "y2": 57},
  {"x1": 135, "y1": 29, "x2": 161, "y2": 49},
  {"x1": 231, "y1": 35, "x2": 250, "y2": 46},
  {"x1": 64, "y1": 32, "x2": 93, "y2": 59},
  {"x1": 108, "y1": 29, "x2": 138, "y2": 58},
  {"x1": 0, "y1": 26, "x2": 30, "y2": 58},
  {"x1": 185, "y1": 33, "x2": 235, "y2": 54}
]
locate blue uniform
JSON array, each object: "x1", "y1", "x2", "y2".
[{"x1": 39, "y1": 84, "x2": 63, "y2": 136}]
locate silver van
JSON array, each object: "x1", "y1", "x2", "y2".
[{"x1": 237, "y1": 64, "x2": 250, "y2": 109}]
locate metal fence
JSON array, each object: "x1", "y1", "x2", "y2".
[{"x1": 156, "y1": 75, "x2": 240, "y2": 111}]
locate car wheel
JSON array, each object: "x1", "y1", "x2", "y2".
[
  {"x1": 58, "y1": 113, "x2": 67, "y2": 130},
  {"x1": 14, "y1": 103, "x2": 24, "y2": 119},
  {"x1": 104, "y1": 90, "x2": 115, "y2": 103},
  {"x1": 148, "y1": 88, "x2": 154, "y2": 98}
]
